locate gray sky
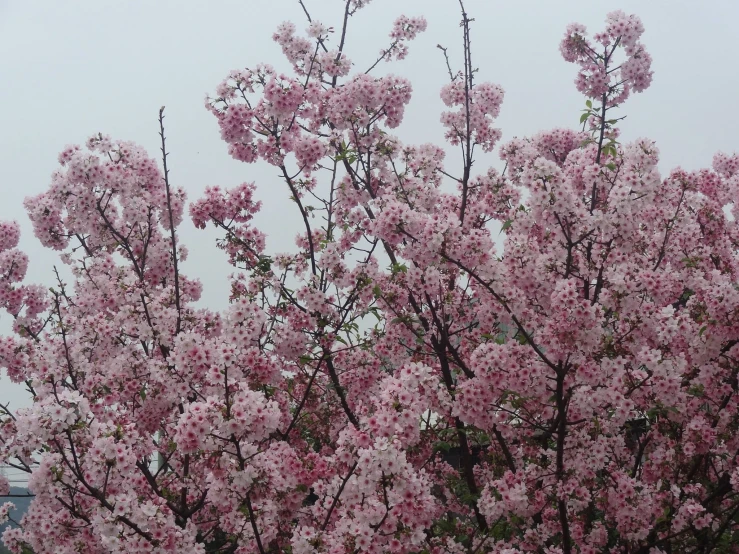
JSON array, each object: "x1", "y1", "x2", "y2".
[{"x1": 1, "y1": 0, "x2": 738, "y2": 409}]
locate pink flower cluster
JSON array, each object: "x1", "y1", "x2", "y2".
[
  {"x1": 381, "y1": 15, "x2": 428, "y2": 62},
  {"x1": 1, "y1": 4, "x2": 739, "y2": 554},
  {"x1": 440, "y1": 80, "x2": 504, "y2": 152},
  {"x1": 0, "y1": 221, "x2": 47, "y2": 337},
  {"x1": 560, "y1": 11, "x2": 652, "y2": 103}
]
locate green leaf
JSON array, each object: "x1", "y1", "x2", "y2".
[
  {"x1": 602, "y1": 145, "x2": 618, "y2": 159},
  {"x1": 580, "y1": 112, "x2": 589, "y2": 124},
  {"x1": 391, "y1": 262, "x2": 408, "y2": 275},
  {"x1": 256, "y1": 255, "x2": 272, "y2": 273},
  {"x1": 586, "y1": 100, "x2": 592, "y2": 109},
  {"x1": 699, "y1": 325, "x2": 708, "y2": 337},
  {"x1": 500, "y1": 219, "x2": 512, "y2": 233},
  {"x1": 367, "y1": 306, "x2": 382, "y2": 321}
]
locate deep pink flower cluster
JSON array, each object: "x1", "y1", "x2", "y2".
[{"x1": 1, "y1": 5, "x2": 739, "y2": 554}]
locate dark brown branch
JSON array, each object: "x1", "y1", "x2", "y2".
[
  {"x1": 244, "y1": 494, "x2": 267, "y2": 554},
  {"x1": 158, "y1": 107, "x2": 183, "y2": 335},
  {"x1": 324, "y1": 354, "x2": 359, "y2": 428},
  {"x1": 555, "y1": 363, "x2": 572, "y2": 554},
  {"x1": 321, "y1": 461, "x2": 358, "y2": 530},
  {"x1": 458, "y1": 0, "x2": 474, "y2": 225}
]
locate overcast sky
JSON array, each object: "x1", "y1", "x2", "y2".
[{"x1": 1, "y1": 0, "x2": 738, "y2": 410}]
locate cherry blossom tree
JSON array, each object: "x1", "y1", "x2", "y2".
[{"x1": 2, "y1": 1, "x2": 739, "y2": 553}]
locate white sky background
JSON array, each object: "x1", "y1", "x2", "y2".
[{"x1": 0, "y1": 0, "x2": 738, "y2": 412}]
